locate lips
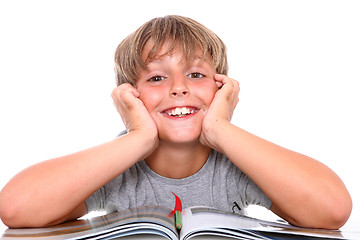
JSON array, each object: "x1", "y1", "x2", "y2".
[{"x1": 162, "y1": 106, "x2": 199, "y2": 118}]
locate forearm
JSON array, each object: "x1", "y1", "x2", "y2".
[
  {"x1": 215, "y1": 122, "x2": 352, "y2": 229},
  {"x1": 0, "y1": 131, "x2": 156, "y2": 227}
]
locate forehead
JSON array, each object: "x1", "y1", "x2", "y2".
[{"x1": 141, "y1": 39, "x2": 209, "y2": 66}]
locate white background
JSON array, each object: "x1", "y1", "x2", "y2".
[{"x1": 0, "y1": 0, "x2": 359, "y2": 233}]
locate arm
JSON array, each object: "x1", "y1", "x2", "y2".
[
  {"x1": 0, "y1": 84, "x2": 158, "y2": 228},
  {"x1": 201, "y1": 74, "x2": 352, "y2": 229}
]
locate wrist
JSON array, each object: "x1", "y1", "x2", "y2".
[
  {"x1": 126, "y1": 130, "x2": 159, "y2": 160},
  {"x1": 201, "y1": 119, "x2": 231, "y2": 152}
]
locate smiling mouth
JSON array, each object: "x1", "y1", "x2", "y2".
[{"x1": 162, "y1": 107, "x2": 199, "y2": 118}]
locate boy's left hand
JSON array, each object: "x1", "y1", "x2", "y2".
[{"x1": 200, "y1": 74, "x2": 240, "y2": 152}]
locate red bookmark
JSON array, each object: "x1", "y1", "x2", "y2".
[
  {"x1": 172, "y1": 192, "x2": 182, "y2": 212},
  {"x1": 169, "y1": 192, "x2": 183, "y2": 216}
]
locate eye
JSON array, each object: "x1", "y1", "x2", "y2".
[
  {"x1": 148, "y1": 75, "x2": 166, "y2": 82},
  {"x1": 187, "y1": 72, "x2": 205, "y2": 79}
]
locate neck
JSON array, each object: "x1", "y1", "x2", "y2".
[{"x1": 145, "y1": 141, "x2": 211, "y2": 179}]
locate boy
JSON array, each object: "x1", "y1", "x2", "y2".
[{"x1": 0, "y1": 15, "x2": 352, "y2": 229}]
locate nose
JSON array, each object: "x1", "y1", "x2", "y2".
[{"x1": 169, "y1": 76, "x2": 189, "y2": 97}]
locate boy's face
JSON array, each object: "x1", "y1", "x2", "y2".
[{"x1": 135, "y1": 40, "x2": 219, "y2": 145}]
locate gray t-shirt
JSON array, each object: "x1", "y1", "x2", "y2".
[{"x1": 85, "y1": 149, "x2": 272, "y2": 214}]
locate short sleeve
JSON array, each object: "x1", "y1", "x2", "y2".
[
  {"x1": 243, "y1": 175, "x2": 272, "y2": 209},
  {"x1": 213, "y1": 151, "x2": 272, "y2": 212},
  {"x1": 85, "y1": 187, "x2": 106, "y2": 212}
]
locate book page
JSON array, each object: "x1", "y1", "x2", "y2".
[
  {"x1": 1, "y1": 206, "x2": 178, "y2": 240},
  {"x1": 180, "y1": 207, "x2": 265, "y2": 240},
  {"x1": 179, "y1": 207, "x2": 345, "y2": 240}
]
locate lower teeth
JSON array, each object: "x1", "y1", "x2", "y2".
[{"x1": 173, "y1": 114, "x2": 189, "y2": 117}]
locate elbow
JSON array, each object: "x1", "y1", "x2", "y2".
[
  {"x1": 302, "y1": 192, "x2": 353, "y2": 230},
  {"x1": 275, "y1": 191, "x2": 353, "y2": 230},
  {"x1": 0, "y1": 199, "x2": 23, "y2": 228},
  {"x1": 0, "y1": 186, "x2": 30, "y2": 228},
  {"x1": 0, "y1": 194, "x2": 46, "y2": 228},
  {"x1": 323, "y1": 194, "x2": 352, "y2": 230},
  {"x1": 0, "y1": 204, "x2": 51, "y2": 228},
  {"x1": 319, "y1": 185, "x2": 353, "y2": 230}
]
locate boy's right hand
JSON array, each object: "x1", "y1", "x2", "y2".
[{"x1": 111, "y1": 83, "x2": 159, "y2": 148}]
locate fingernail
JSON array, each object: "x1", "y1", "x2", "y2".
[{"x1": 216, "y1": 82, "x2": 223, "y2": 88}]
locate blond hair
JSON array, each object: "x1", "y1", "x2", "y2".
[{"x1": 114, "y1": 15, "x2": 228, "y2": 86}]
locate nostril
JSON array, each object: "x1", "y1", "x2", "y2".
[{"x1": 170, "y1": 89, "x2": 189, "y2": 97}]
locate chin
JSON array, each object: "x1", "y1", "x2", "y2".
[{"x1": 159, "y1": 129, "x2": 201, "y2": 144}]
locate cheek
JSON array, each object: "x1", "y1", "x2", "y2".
[
  {"x1": 192, "y1": 81, "x2": 218, "y2": 105},
  {"x1": 137, "y1": 86, "x2": 165, "y2": 111}
]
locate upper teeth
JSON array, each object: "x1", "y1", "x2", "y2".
[{"x1": 168, "y1": 107, "x2": 194, "y2": 116}]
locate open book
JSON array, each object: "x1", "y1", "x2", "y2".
[{"x1": 0, "y1": 206, "x2": 349, "y2": 240}]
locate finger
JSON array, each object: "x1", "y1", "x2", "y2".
[
  {"x1": 214, "y1": 74, "x2": 238, "y2": 88},
  {"x1": 214, "y1": 74, "x2": 225, "y2": 88},
  {"x1": 112, "y1": 84, "x2": 139, "y2": 103},
  {"x1": 214, "y1": 73, "x2": 225, "y2": 80},
  {"x1": 214, "y1": 75, "x2": 239, "y2": 98},
  {"x1": 132, "y1": 89, "x2": 140, "y2": 98},
  {"x1": 216, "y1": 74, "x2": 238, "y2": 85}
]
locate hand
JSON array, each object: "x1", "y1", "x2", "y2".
[
  {"x1": 200, "y1": 74, "x2": 240, "y2": 152},
  {"x1": 111, "y1": 83, "x2": 158, "y2": 145}
]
